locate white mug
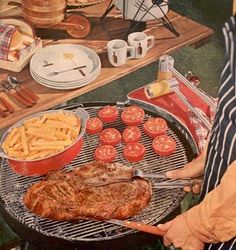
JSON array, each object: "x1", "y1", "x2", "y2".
[
  {"x1": 107, "y1": 39, "x2": 135, "y2": 67},
  {"x1": 128, "y1": 32, "x2": 155, "y2": 59}
]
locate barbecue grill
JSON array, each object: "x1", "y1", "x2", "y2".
[{"x1": 0, "y1": 101, "x2": 198, "y2": 249}]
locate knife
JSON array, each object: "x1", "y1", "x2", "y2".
[
  {"x1": 13, "y1": 86, "x2": 37, "y2": 105},
  {"x1": 18, "y1": 85, "x2": 39, "y2": 102},
  {"x1": 0, "y1": 106, "x2": 7, "y2": 118},
  {"x1": 9, "y1": 88, "x2": 34, "y2": 107}
]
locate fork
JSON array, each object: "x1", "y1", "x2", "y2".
[
  {"x1": 86, "y1": 169, "x2": 195, "y2": 188},
  {"x1": 47, "y1": 65, "x2": 86, "y2": 77},
  {"x1": 133, "y1": 169, "x2": 167, "y2": 178}
]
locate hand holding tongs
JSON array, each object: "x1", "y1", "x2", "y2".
[{"x1": 86, "y1": 168, "x2": 199, "y2": 189}]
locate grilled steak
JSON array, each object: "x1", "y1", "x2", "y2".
[{"x1": 23, "y1": 162, "x2": 152, "y2": 221}]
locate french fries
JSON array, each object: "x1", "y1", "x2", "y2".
[{"x1": 2, "y1": 111, "x2": 81, "y2": 160}]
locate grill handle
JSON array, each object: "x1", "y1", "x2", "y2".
[
  {"x1": 0, "y1": 152, "x2": 7, "y2": 158},
  {"x1": 75, "y1": 107, "x2": 89, "y2": 128}
]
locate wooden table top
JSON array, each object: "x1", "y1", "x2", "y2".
[{"x1": 0, "y1": 0, "x2": 213, "y2": 130}]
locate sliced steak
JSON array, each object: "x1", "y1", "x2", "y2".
[{"x1": 23, "y1": 162, "x2": 152, "y2": 221}]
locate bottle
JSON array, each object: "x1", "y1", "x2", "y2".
[
  {"x1": 137, "y1": 43, "x2": 143, "y2": 56},
  {"x1": 113, "y1": 51, "x2": 118, "y2": 64},
  {"x1": 157, "y1": 55, "x2": 174, "y2": 81}
]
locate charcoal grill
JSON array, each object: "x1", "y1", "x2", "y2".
[{"x1": 0, "y1": 101, "x2": 198, "y2": 249}]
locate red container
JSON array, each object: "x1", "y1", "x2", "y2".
[{"x1": 0, "y1": 108, "x2": 89, "y2": 176}]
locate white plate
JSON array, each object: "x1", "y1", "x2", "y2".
[
  {"x1": 31, "y1": 69, "x2": 98, "y2": 89},
  {"x1": 30, "y1": 68, "x2": 100, "y2": 90},
  {"x1": 30, "y1": 64, "x2": 100, "y2": 85},
  {"x1": 30, "y1": 44, "x2": 101, "y2": 83},
  {"x1": 30, "y1": 67, "x2": 101, "y2": 86}
]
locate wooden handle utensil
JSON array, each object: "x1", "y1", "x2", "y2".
[
  {"x1": 0, "y1": 106, "x2": 7, "y2": 118},
  {"x1": 9, "y1": 89, "x2": 33, "y2": 107},
  {"x1": 0, "y1": 97, "x2": 14, "y2": 113},
  {"x1": 110, "y1": 219, "x2": 165, "y2": 236},
  {"x1": 110, "y1": 220, "x2": 175, "y2": 250},
  {"x1": 15, "y1": 86, "x2": 37, "y2": 105},
  {"x1": 19, "y1": 86, "x2": 39, "y2": 102}
]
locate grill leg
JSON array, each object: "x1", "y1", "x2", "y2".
[{"x1": 15, "y1": 242, "x2": 35, "y2": 250}]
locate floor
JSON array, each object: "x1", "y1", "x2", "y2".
[{"x1": 0, "y1": 0, "x2": 233, "y2": 249}]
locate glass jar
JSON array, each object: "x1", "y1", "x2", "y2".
[{"x1": 157, "y1": 55, "x2": 174, "y2": 81}]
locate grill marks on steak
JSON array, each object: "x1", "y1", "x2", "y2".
[{"x1": 23, "y1": 162, "x2": 152, "y2": 221}]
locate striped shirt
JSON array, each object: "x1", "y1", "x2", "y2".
[{"x1": 200, "y1": 16, "x2": 236, "y2": 250}]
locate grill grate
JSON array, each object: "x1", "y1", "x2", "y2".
[{"x1": 0, "y1": 104, "x2": 196, "y2": 242}]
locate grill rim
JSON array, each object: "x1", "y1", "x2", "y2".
[{"x1": 0, "y1": 101, "x2": 199, "y2": 245}]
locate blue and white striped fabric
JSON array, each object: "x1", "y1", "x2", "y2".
[{"x1": 200, "y1": 16, "x2": 236, "y2": 250}]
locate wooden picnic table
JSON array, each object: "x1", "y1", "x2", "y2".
[{"x1": 0, "y1": 0, "x2": 213, "y2": 129}]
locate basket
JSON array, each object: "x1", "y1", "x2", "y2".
[
  {"x1": 0, "y1": 18, "x2": 42, "y2": 72},
  {"x1": 67, "y1": 0, "x2": 104, "y2": 7}
]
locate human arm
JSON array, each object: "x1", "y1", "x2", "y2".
[
  {"x1": 159, "y1": 160, "x2": 236, "y2": 249},
  {"x1": 185, "y1": 159, "x2": 236, "y2": 242}
]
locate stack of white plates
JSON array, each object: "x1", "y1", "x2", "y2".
[{"x1": 30, "y1": 44, "x2": 101, "y2": 90}]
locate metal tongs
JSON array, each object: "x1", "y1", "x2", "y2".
[{"x1": 86, "y1": 169, "x2": 198, "y2": 189}]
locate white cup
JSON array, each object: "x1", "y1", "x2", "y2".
[
  {"x1": 107, "y1": 39, "x2": 135, "y2": 67},
  {"x1": 128, "y1": 32, "x2": 155, "y2": 59}
]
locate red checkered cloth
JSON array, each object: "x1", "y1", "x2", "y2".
[
  {"x1": 0, "y1": 23, "x2": 16, "y2": 61},
  {"x1": 18, "y1": 38, "x2": 41, "y2": 60},
  {"x1": 188, "y1": 104, "x2": 216, "y2": 152}
]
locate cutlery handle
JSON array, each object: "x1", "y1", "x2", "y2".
[
  {"x1": 122, "y1": 220, "x2": 165, "y2": 236},
  {"x1": 78, "y1": 69, "x2": 86, "y2": 77},
  {"x1": 0, "y1": 106, "x2": 7, "y2": 118},
  {"x1": 141, "y1": 173, "x2": 167, "y2": 178},
  {"x1": 18, "y1": 86, "x2": 39, "y2": 103},
  {"x1": 0, "y1": 97, "x2": 14, "y2": 113},
  {"x1": 153, "y1": 179, "x2": 195, "y2": 189},
  {"x1": 9, "y1": 89, "x2": 33, "y2": 107},
  {"x1": 74, "y1": 66, "x2": 86, "y2": 70},
  {"x1": 15, "y1": 88, "x2": 36, "y2": 105}
]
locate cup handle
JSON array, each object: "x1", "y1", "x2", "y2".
[
  {"x1": 147, "y1": 35, "x2": 155, "y2": 50},
  {"x1": 127, "y1": 46, "x2": 135, "y2": 60}
]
